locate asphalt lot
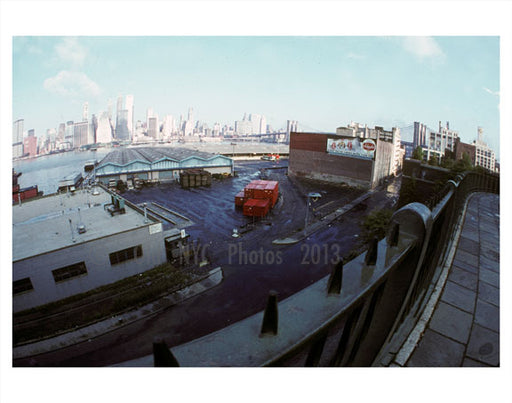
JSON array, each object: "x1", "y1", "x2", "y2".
[
  {"x1": 14, "y1": 160, "x2": 401, "y2": 366},
  {"x1": 122, "y1": 160, "x2": 366, "y2": 266}
]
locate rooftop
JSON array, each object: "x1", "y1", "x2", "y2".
[
  {"x1": 97, "y1": 147, "x2": 224, "y2": 167},
  {"x1": 12, "y1": 187, "x2": 156, "y2": 262}
]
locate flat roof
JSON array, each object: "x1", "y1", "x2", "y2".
[{"x1": 12, "y1": 187, "x2": 156, "y2": 262}]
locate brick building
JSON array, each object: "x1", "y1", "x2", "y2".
[{"x1": 288, "y1": 123, "x2": 401, "y2": 189}]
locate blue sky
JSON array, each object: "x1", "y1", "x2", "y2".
[{"x1": 12, "y1": 35, "x2": 500, "y2": 158}]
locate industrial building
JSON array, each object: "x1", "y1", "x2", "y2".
[
  {"x1": 413, "y1": 121, "x2": 459, "y2": 163},
  {"x1": 94, "y1": 146, "x2": 234, "y2": 185},
  {"x1": 453, "y1": 127, "x2": 497, "y2": 172},
  {"x1": 288, "y1": 123, "x2": 401, "y2": 189},
  {"x1": 12, "y1": 187, "x2": 168, "y2": 313}
]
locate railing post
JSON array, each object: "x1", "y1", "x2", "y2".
[
  {"x1": 327, "y1": 260, "x2": 344, "y2": 295},
  {"x1": 260, "y1": 291, "x2": 279, "y2": 336},
  {"x1": 364, "y1": 237, "x2": 378, "y2": 266},
  {"x1": 388, "y1": 222, "x2": 399, "y2": 247},
  {"x1": 153, "y1": 337, "x2": 180, "y2": 367}
]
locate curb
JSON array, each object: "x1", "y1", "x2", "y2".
[
  {"x1": 272, "y1": 190, "x2": 375, "y2": 245},
  {"x1": 391, "y1": 194, "x2": 475, "y2": 366},
  {"x1": 13, "y1": 267, "x2": 223, "y2": 360}
]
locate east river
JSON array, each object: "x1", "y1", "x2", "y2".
[{"x1": 12, "y1": 149, "x2": 111, "y2": 195}]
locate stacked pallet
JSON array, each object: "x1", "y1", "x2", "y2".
[
  {"x1": 180, "y1": 169, "x2": 212, "y2": 188},
  {"x1": 235, "y1": 179, "x2": 279, "y2": 217}
]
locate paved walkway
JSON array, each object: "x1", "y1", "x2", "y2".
[{"x1": 402, "y1": 192, "x2": 500, "y2": 367}]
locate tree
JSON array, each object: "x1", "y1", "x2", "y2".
[
  {"x1": 440, "y1": 156, "x2": 455, "y2": 170},
  {"x1": 412, "y1": 146, "x2": 424, "y2": 161},
  {"x1": 452, "y1": 152, "x2": 473, "y2": 173},
  {"x1": 428, "y1": 154, "x2": 439, "y2": 166},
  {"x1": 360, "y1": 208, "x2": 394, "y2": 243}
]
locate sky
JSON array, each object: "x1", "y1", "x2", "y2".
[{"x1": 12, "y1": 35, "x2": 500, "y2": 158}]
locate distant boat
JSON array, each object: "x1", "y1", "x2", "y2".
[{"x1": 13, "y1": 169, "x2": 42, "y2": 203}]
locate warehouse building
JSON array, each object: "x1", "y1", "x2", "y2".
[
  {"x1": 288, "y1": 123, "x2": 401, "y2": 189},
  {"x1": 12, "y1": 187, "x2": 167, "y2": 312},
  {"x1": 95, "y1": 146, "x2": 234, "y2": 185}
]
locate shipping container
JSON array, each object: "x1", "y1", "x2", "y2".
[
  {"x1": 13, "y1": 186, "x2": 39, "y2": 203},
  {"x1": 243, "y1": 198, "x2": 270, "y2": 217},
  {"x1": 181, "y1": 169, "x2": 211, "y2": 188},
  {"x1": 235, "y1": 191, "x2": 246, "y2": 207}
]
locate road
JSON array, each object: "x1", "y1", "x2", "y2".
[{"x1": 14, "y1": 162, "x2": 400, "y2": 367}]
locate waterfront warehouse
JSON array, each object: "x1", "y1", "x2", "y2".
[
  {"x1": 12, "y1": 187, "x2": 167, "y2": 312},
  {"x1": 94, "y1": 146, "x2": 234, "y2": 185},
  {"x1": 288, "y1": 123, "x2": 402, "y2": 189}
]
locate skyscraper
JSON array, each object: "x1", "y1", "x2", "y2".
[
  {"x1": 116, "y1": 110, "x2": 130, "y2": 140},
  {"x1": 161, "y1": 115, "x2": 175, "y2": 138},
  {"x1": 125, "y1": 95, "x2": 134, "y2": 138},
  {"x1": 96, "y1": 111, "x2": 113, "y2": 144},
  {"x1": 12, "y1": 119, "x2": 24, "y2": 158},
  {"x1": 147, "y1": 116, "x2": 159, "y2": 138},
  {"x1": 23, "y1": 129, "x2": 37, "y2": 157},
  {"x1": 83, "y1": 102, "x2": 89, "y2": 121},
  {"x1": 57, "y1": 123, "x2": 66, "y2": 143},
  {"x1": 286, "y1": 120, "x2": 298, "y2": 142}
]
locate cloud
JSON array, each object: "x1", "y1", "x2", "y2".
[
  {"x1": 55, "y1": 37, "x2": 87, "y2": 67},
  {"x1": 346, "y1": 52, "x2": 365, "y2": 60},
  {"x1": 401, "y1": 37, "x2": 445, "y2": 60},
  {"x1": 483, "y1": 87, "x2": 499, "y2": 96},
  {"x1": 43, "y1": 70, "x2": 101, "y2": 98}
]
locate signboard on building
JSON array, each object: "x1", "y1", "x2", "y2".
[
  {"x1": 327, "y1": 138, "x2": 376, "y2": 160},
  {"x1": 149, "y1": 223, "x2": 163, "y2": 234}
]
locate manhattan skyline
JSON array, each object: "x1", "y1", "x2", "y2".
[{"x1": 13, "y1": 36, "x2": 500, "y2": 158}]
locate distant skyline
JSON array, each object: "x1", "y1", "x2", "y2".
[{"x1": 13, "y1": 36, "x2": 500, "y2": 157}]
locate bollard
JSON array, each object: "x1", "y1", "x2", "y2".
[
  {"x1": 364, "y1": 237, "x2": 378, "y2": 266},
  {"x1": 388, "y1": 222, "x2": 399, "y2": 247},
  {"x1": 260, "y1": 291, "x2": 279, "y2": 336},
  {"x1": 327, "y1": 260, "x2": 344, "y2": 295},
  {"x1": 153, "y1": 337, "x2": 180, "y2": 367}
]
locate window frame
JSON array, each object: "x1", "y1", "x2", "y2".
[
  {"x1": 13, "y1": 277, "x2": 34, "y2": 295},
  {"x1": 52, "y1": 261, "x2": 88, "y2": 283},
  {"x1": 109, "y1": 245, "x2": 143, "y2": 266}
]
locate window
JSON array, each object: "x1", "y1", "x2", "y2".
[
  {"x1": 109, "y1": 245, "x2": 143, "y2": 265},
  {"x1": 13, "y1": 277, "x2": 34, "y2": 295},
  {"x1": 52, "y1": 262, "x2": 88, "y2": 283}
]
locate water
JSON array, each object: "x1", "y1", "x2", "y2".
[{"x1": 13, "y1": 149, "x2": 110, "y2": 195}]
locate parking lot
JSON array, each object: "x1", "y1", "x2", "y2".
[{"x1": 121, "y1": 160, "x2": 366, "y2": 269}]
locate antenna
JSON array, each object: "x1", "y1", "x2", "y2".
[
  {"x1": 68, "y1": 219, "x2": 76, "y2": 242},
  {"x1": 77, "y1": 207, "x2": 86, "y2": 234}
]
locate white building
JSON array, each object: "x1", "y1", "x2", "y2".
[
  {"x1": 12, "y1": 187, "x2": 167, "y2": 312},
  {"x1": 161, "y1": 115, "x2": 175, "y2": 138},
  {"x1": 473, "y1": 127, "x2": 496, "y2": 172},
  {"x1": 96, "y1": 111, "x2": 113, "y2": 144},
  {"x1": 414, "y1": 121, "x2": 458, "y2": 163}
]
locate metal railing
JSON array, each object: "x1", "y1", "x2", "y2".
[{"x1": 148, "y1": 171, "x2": 499, "y2": 367}]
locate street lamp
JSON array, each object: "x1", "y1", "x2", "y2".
[{"x1": 304, "y1": 192, "x2": 322, "y2": 235}]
